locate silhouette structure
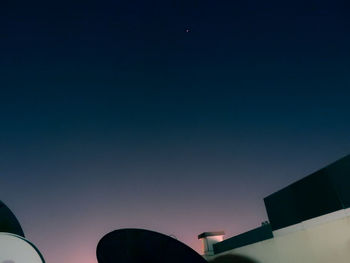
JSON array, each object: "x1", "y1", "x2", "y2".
[
  {"x1": 96, "y1": 228, "x2": 208, "y2": 263},
  {"x1": 0, "y1": 200, "x2": 25, "y2": 237}
]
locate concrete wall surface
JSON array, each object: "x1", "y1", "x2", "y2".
[{"x1": 209, "y1": 210, "x2": 350, "y2": 263}]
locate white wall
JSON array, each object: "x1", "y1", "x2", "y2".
[{"x1": 209, "y1": 208, "x2": 350, "y2": 263}]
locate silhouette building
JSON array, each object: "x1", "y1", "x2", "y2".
[{"x1": 200, "y1": 154, "x2": 350, "y2": 263}]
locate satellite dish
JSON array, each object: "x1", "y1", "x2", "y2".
[
  {"x1": 0, "y1": 232, "x2": 45, "y2": 263},
  {"x1": 0, "y1": 200, "x2": 25, "y2": 237},
  {"x1": 96, "y1": 228, "x2": 207, "y2": 263}
]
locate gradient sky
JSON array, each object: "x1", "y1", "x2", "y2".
[{"x1": 1, "y1": 1, "x2": 350, "y2": 262}]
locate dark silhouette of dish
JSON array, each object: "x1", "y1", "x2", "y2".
[
  {"x1": 0, "y1": 200, "x2": 25, "y2": 237},
  {"x1": 96, "y1": 228, "x2": 207, "y2": 263}
]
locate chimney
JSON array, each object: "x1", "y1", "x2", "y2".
[{"x1": 198, "y1": 231, "x2": 225, "y2": 257}]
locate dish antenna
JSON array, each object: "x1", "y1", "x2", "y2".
[
  {"x1": 0, "y1": 200, "x2": 25, "y2": 237},
  {"x1": 97, "y1": 228, "x2": 207, "y2": 263},
  {"x1": 0, "y1": 233, "x2": 45, "y2": 263}
]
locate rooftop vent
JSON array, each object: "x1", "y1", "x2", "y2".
[{"x1": 198, "y1": 231, "x2": 225, "y2": 257}]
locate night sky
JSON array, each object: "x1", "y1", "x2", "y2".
[{"x1": 1, "y1": 1, "x2": 350, "y2": 262}]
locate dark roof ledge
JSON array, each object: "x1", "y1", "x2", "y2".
[{"x1": 198, "y1": 231, "x2": 225, "y2": 239}]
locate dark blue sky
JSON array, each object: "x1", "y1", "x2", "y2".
[{"x1": 1, "y1": 1, "x2": 350, "y2": 262}]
